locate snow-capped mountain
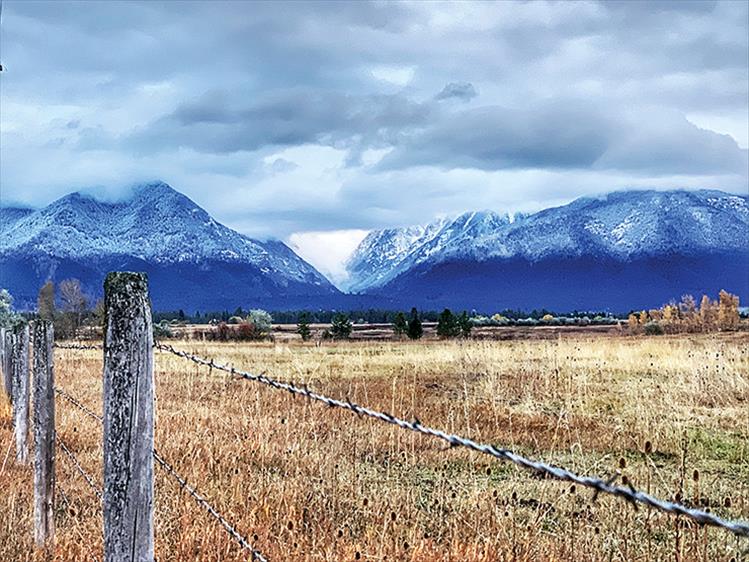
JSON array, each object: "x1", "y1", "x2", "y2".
[
  {"x1": 0, "y1": 182, "x2": 340, "y2": 310},
  {"x1": 344, "y1": 217, "x2": 450, "y2": 292},
  {"x1": 347, "y1": 190, "x2": 749, "y2": 311}
]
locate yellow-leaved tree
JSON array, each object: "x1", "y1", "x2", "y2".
[{"x1": 717, "y1": 290, "x2": 740, "y2": 331}]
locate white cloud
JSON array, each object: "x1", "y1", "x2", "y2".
[
  {"x1": 687, "y1": 111, "x2": 749, "y2": 149},
  {"x1": 369, "y1": 65, "x2": 416, "y2": 86},
  {"x1": 287, "y1": 229, "x2": 369, "y2": 287}
]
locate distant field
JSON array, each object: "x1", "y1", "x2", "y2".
[
  {"x1": 2, "y1": 333, "x2": 748, "y2": 561},
  {"x1": 174, "y1": 322, "x2": 624, "y2": 342}
]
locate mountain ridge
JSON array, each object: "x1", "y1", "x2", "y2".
[
  {"x1": 2, "y1": 185, "x2": 747, "y2": 312},
  {"x1": 0, "y1": 181, "x2": 340, "y2": 310},
  {"x1": 346, "y1": 189, "x2": 749, "y2": 311}
]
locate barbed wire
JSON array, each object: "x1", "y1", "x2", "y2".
[
  {"x1": 153, "y1": 450, "x2": 268, "y2": 562},
  {"x1": 55, "y1": 384, "x2": 267, "y2": 561},
  {"x1": 58, "y1": 437, "x2": 103, "y2": 500},
  {"x1": 58, "y1": 484, "x2": 72, "y2": 509},
  {"x1": 55, "y1": 387, "x2": 102, "y2": 422},
  {"x1": 155, "y1": 342, "x2": 749, "y2": 539}
]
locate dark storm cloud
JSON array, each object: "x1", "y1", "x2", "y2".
[
  {"x1": 435, "y1": 82, "x2": 478, "y2": 102},
  {"x1": 377, "y1": 102, "x2": 749, "y2": 175},
  {"x1": 130, "y1": 88, "x2": 432, "y2": 154}
]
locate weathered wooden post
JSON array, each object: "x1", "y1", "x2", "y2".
[
  {"x1": 102, "y1": 272, "x2": 154, "y2": 562},
  {"x1": 12, "y1": 323, "x2": 30, "y2": 464},
  {"x1": 2, "y1": 327, "x2": 12, "y2": 399},
  {"x1": 33, "y1": 320, "x2": 55, "y2": 546},
  {"x1": 0, "y1": 327, "x2": 4, "y2": 396}
]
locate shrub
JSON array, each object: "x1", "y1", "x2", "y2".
[
  {"x1": 457, "y1": 311, "x2": 472, "y2": 338},
  {"x1": 247, "y1": 309, "x2": 273, "y2": 334},
  {"x1": 236, "y1": 321, "x2": 257, "y2": 340},
  {"x1": 392, "y1": 312, "x2": 408, "y2": 337},
  {"x1": 153, "y1": 319, "x2": 173, "y2": 339},
  {"x1": 491, "y1": 314, "x2": 510, "y2": 326},
  {"x1": 644, "y1": 321, "x2": 664, "y2": 336},
  {"x1": 215, "y1": 322, "x2": 231, "y2": 341},
  {"x1": 470, "y1": 315, "x2": 491, "y2": 326}
]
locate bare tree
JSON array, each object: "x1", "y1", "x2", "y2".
[
  {"x1": 58, "y1": 279, "x2": 89, "y2": 336},
  {"x1": 37, "y1": 281, "x2": 56, "y2": 321}
]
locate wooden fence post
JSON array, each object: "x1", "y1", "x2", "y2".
[
  {"x1": 0, "y1": 328, "x2": 4, "y2": 397},
  {"x1": 2, "y1": 327, "x2": 12, "y2": 399},
  {"x1": 33, "y1": 320, "x2": 55, "y2": 546},
  {"x1": 12, "y1": 323, "x2": 30, "y2": 464},
  {"x1": 102, "y1": 272, "x2": 154, "y2": 562}
]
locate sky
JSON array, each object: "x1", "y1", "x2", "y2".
[{"x1": 1, "y1": 0, "x2": 748, "y2": 285}]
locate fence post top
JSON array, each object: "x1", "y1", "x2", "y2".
[
  {"x1": 33, "y1": 319, "x2": 53, "y2": 332},
  {"x1": 104, "y1": 272, "x2": 151, "y2": 320},
  {"x1": 104, "y1": 271, "x2": 149, "y2": 295}
]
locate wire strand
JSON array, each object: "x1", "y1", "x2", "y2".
[
  {"x1": 155, "y1": 342, "x2": 749, "y2": 539},
  {"x1": 55, "y1": 384, "x2": 267, "y2": 561},
  {"x1": 57, "y1": 437, "x2": 102, "y2": 500}
]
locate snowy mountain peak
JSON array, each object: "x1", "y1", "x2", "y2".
[
  {"x1": 0, "y1": 182, "x2": 338, "y2": 309},
  {"x1": 345, "y1": 189, "x2": 749, "y2": 293}
]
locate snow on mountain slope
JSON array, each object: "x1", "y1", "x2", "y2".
[
  {"x1": 0, "y1": 181, "x2": 338, "y2": 309},
  {"x1": 344, "y1": 217, "x2": 449, "y2": 292},
  {"x1": 0, "y1": 207, "x2": 34, "y2": 232},
  {"x1": 1, "y1": 182, "x2": 331, "y2": 284},
  {"x1": 346, "y1": 189, "x2": 749, "y2": 300}
]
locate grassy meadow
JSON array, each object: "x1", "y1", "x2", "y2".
[{"x1": 1, "y1": 332, "x2": 748, "y2": 561}]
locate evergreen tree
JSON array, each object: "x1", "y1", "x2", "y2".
[
  {"x1": 392, "y1": 311, "x2": 408, "y2": 337},
  {"x1": 297, "y1": 312, "x2": 312, "y2": 341},
  {"x1": 0, "y1": 289, "x2": 22, "y2": 329},
  {"x1": 437, "y1": 308, "x2": 459, "y2": 338},
  {"x1": 458, "y1": 311, "x2": 473, "y2": 338},
  {"x1": 407, "y1": 307, "x2": 423, "y2": 340},
  {"x1": 330, "y1": 313, "x2": 353, "y2": 339}
]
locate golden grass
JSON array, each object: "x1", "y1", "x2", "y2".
[{"x1": 1, "y1": 333, "x2": 748, "y2": 561}]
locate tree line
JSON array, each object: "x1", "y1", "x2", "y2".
[
  {"x1": 295, "y1": 307, "x2": 471, "y2": 342},
  {"x1": 627, "y1": 291, "x2": 741, "y2": 335},
  {"x1": 153, "y1": 307, "x2": 622, "y2": 325},
  {"x1": 0, "y1": 280, "x2": 743, "y2": 342}
]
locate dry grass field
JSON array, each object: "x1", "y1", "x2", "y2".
[{"x1": 1, "y1": 333, "x2": 748, "y2": 561}]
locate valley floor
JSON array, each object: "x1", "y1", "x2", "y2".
[{"x1": 1, "y1": 333, "x2": 748, "y2": 561}]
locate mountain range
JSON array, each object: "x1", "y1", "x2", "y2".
[
  {"x1": 1, "y1": 183, "x2": 747, "y2": 313},
  {"x1": 0, "y1": 182, "x2": 341, "y2": 310},
  {"x1": 346, "y1": 189, "x2": 749, "y2": 311}
]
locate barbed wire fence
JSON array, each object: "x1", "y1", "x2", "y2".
[
  {"x1": 54, "y1": 384, "x2": 268, "y2": 562},
  {"x1": 50, "y1": 339, "x2": 749, "y2": 539},
  {"x1": 4, "y1": 270, "x2": 748, "y2": 562},
  {"x1": 57, "y1": 437, "x2": 103, "y2": 501},
  {"x1": 152, "y1": 342, "x2": 749, "y2": 539}
]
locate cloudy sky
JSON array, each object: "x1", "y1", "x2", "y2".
[{"x1": 1, "y1": 0, "x2": 747, "y2": 284}]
